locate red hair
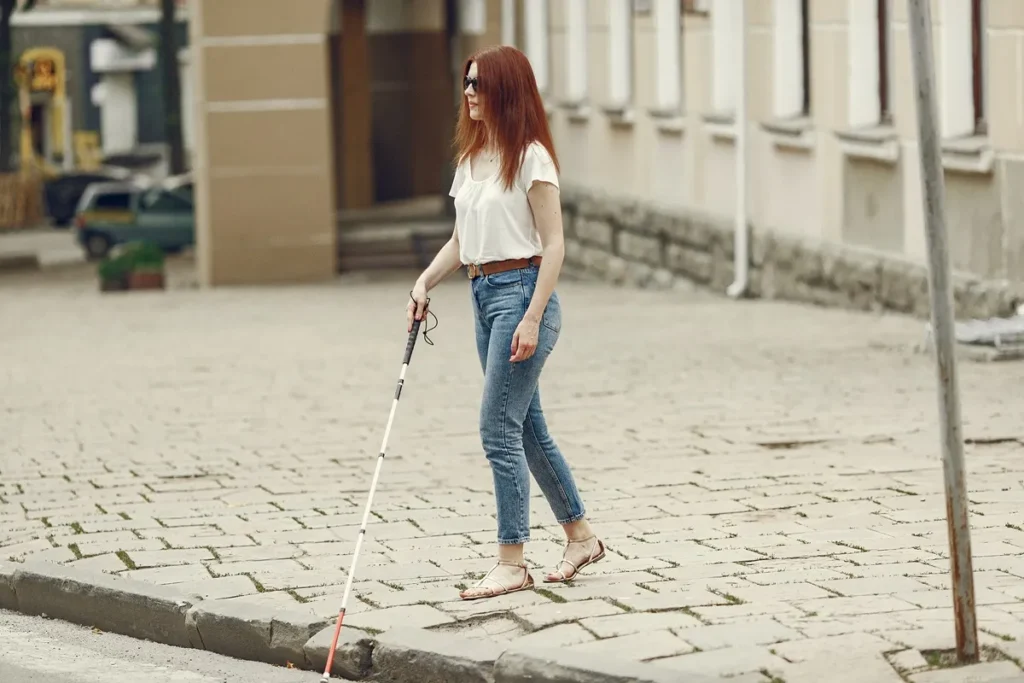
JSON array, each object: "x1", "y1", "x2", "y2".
[{"x1": 453, "y1": 45, "x2": 560, "y2": 192}]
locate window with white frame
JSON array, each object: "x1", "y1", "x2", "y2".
[
  {"x1": 710, "y1": 0, "x2": 741, "y2": 115},
  {"x1": 651, "y1": 0, "x2": 682, "y2": 114},
  {"x1": 523, "y1": 0, "x2": 550, "y2": 96},
  {"x1": 940, "y1": 0, "x2": 985, "y2": 138},
  {"x1": 848, "y1": 0, "x2": 890, "y2": 127},
  {"x1": 563, "y1": 0, "x2": 588, "y2": 107},
  {"x1": 606, "y1": 0, "x2": 634, "y2": 114},
  {"x1": 772, "y1": 0, "x2": 810, "y2": 119}
]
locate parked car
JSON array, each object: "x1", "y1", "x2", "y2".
[
  {"x1": 73, "y1": 177, "x2": 194, "y2": 260},
  {"x1": 42, "y1": 168, "x2": 133, "y2": 227}
]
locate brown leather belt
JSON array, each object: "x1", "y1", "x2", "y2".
[{"x1": 466, "y1": 255, "x2": 542, "y2": 279}]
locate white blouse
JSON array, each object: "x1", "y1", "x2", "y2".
[{"x1": 448, "y1": 141, "x2": 560, "y2": 266}]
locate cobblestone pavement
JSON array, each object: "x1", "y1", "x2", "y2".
[{"x1": 3, "y1": 262, "x2": 1024, "y2": 682}]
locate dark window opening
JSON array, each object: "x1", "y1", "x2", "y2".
[
  {"x1": 878, "y1": 0, "x2": 890, "y2": 123},
  {"x1": 971, "y1": 0, "x2": 985, "y2": 134},
  {"x1": 93, "y1": 193, "x2": 132, "y2": 210}
]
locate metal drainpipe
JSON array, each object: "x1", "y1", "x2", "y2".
[{"x1": 727, "y1": 0, "x2": 749, "y2": 299}]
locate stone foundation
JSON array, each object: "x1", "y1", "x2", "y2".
[{"x1": 561, "y1": 187, "x2": 1024, "y2": 321}]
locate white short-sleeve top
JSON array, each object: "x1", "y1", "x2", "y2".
[{"x1": 448, "y1": 141, "x2": 559, "y2": 266}]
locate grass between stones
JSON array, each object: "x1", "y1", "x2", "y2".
[{"x1": 114, "y1": 550, "x2": 137, "y2": 570}]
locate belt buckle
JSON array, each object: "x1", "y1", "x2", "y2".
[{"x1": 467, "y1": 263, "x2": 480, "y2": 279}]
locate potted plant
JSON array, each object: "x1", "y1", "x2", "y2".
[
  {"x1": 97, "y1": 251, "x2": 131, "y2": 291},
  {"x1": 124, "y1": 241, "x2": 166, "y2": 290},
  {"x1": 96, "y1": 241, "x2": 166, "y2": 292}
]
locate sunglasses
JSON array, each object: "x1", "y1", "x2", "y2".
[{"x1": 463, "y1": 76, "x2": 479, "y2": 92}]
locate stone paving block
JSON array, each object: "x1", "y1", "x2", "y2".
[
  {"x1": 174, "y1": 575, "x2": 262, "y2": 600},
  {"x1": 440, "y1": 588, "x2": 552, "y2": 619},
  {"x1": 771, "y1": 631, "x2": 898, "y2": 662},
  {"x1": 692, "y1": 600, "x2": 807, "y2": 622},
  {"x1": 509, "y1": 622, "x2": 595, "y2": 649},
  {"x1": 11, "y1": 558, "x2": 195, "y2": 647},
  {"x1": 567, "y1": 629, "x2": 696, "y2": 660},
  {"x1": 121, "y1": 563, "x2": 215, "y2": 585},
  {"x1": 493, "y1": 646, "x2": 705, "y2": 683},
  {"x1": 342, "y1": 604, "x2": 457, "y2": 632},
  {"x1": 372, "y1": 626, "x2": 506, "y2": 683},
  {"x1": 677, "y1": 618, "x2": 803, "y2": 650},
  {"x1": 185, "y1": 598, "x2": 329, "y2": 667},
  {"x1": 124, "y1": 548, "x2": 216, "y2": 569},
  {"x1": 207, "y1": 558, "x2": 308, "y2": 577},
  {"x1": 889, "y1": 648, "x2": 932, "y2": 675},
  {"x1": 774, "y1": 653, "x2": 907, "y2": 682},
  {"x1": 814, "y1": 575, "x2": 933, "y2": 596},
  {"x1": 599, "y1": 588, "x2": 727, "y2": 613},
  {"x1": 303, "y1": 623, "x2": 376, "y2": 680},
  {"x1": 67, "y1": 552, "x2": 130, "y2": 575},
  {"x1": 647, "y1": 645, "x2": 789, "y2": 678},
  {"x1": 793, "y1": 595, "x2": 921, "y2": 617},
  {"x1": 512, "y1": 602, "x2": 622, "y2": 634},
  {"x1": 909, "y1": 661, "x2": 1024, "y2": 683},
  {"x1": 579, "y1": 610, "x2": 705, "y2": 639}
]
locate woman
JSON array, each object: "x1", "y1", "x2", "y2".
[{"x1": 406, "y1": 45, "x2": 605, "y2": 601}]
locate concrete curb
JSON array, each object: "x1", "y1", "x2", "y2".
[
  {"x1": 0, "y1": 559, "x2": 715, "y2": 682},
  {"x1": 0, "y1": 253, "x2": 41, "y2": 273}
]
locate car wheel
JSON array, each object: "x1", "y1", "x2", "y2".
[{"x1": 84, "y1": 233, "x2": 112, "y2": 260}]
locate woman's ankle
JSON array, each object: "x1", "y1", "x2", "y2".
[
  {"x1": 497, "y1": 543, "x2": 525, "y2": 566},
  {"x1": 562, "y1": 518, "x2": 594, "y2": 543}
]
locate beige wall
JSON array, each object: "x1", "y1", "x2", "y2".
[
  {"x1": 537, "y1": 0, "x2": 1024, "y2": 288},
  {"x1": 189, "y1": 0, "x2": 336, "y2": 286}
]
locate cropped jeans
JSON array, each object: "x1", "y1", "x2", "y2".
[{"x1": 470, "y1": 262, "x2": 587, "y2": 545}]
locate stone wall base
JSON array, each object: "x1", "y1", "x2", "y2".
[{"x1": 561, "y1": 188, "x2": 1024, "y2": 321}]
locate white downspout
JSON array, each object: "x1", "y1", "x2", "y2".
[{"x1": 727, "y1": 0, "x2": 749, "y2": 299}]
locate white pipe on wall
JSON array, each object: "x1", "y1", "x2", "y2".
[{"x1": 727, "y1": 0, "x2": 749, "y2": 299}]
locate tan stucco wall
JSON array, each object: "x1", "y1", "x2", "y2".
[
  {"x1": 540, "y1": 0, "x2": 1024, "y2": 288},
  {"x1": 189, "y1": 0, "x2": 336, "y2": 286}
]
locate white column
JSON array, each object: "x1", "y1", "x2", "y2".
[
  {"x1": 564, "y1": 0, "x2": 588, "y2": 105},
  {"x1": 93, "y1": 74, "x2": 138, "y2": 155},
  {"x1": 607, "y1": 0, "x2": 632, "y2": 110},
  {"x1": 523, "y1": 0, "x2": 549, "y2": 95},
  {"x1": 711, "y1": 0, "x2": 740, "y2": 113},
  {"x1": 848, "y1": 0, "x2": 880, "y2": 128},
  {"x1": 939, "y1": 0, "x2": 973, "y2": 138},
  {"x1": 654, "y1": 0, "x2": 682, "y2": 112},
  {"x1": 772, "y1": 0, "x2": 803, "y2": 118},
  {"x1": 501, "y1": 0, "x2": 516, "y2": 46},
  {"x1": 460, "y1": 0, "x2": 486, "y2": 34}
]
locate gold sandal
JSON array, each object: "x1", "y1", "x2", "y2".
[
  {"x1": 544, "y1": 536, "x2": 606, "y2": 583},
  {"x1": 459, "y1": 560, "x2": 535, "y2": 601}
]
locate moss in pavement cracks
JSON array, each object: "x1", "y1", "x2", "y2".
[
  {"x1": 534, "y1": 588, "x2": 567, "y2": 603},
  {"x1": 244, "y1": 574, "x2": 267, "y2": 593},
  {"x1": 115, "y1": 550, "x2": 138, "y2": 570}
]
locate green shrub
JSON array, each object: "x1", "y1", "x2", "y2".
[{"x1": 97, "y1": 241, "x2": 165, "y2": 282}]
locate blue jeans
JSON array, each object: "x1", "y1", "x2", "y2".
[{"x1": 470, "y1": 263, "x2": 587, "y2": 545}]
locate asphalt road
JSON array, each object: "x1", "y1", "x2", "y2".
[{"x1": 0, "y1": 610, "x2": 324, "y2": 683}]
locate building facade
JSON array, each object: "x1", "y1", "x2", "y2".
[
  {"x1": 12, "y1": 0, "x2": 191, "y2": 170},
  {"x1": 186, "y1": 0, "x2": 1022, "y2": 318},
  {"x1": 187, "y1": 0, "x2": 506, "y2": 285},
  {"x1": 535, "y1": 0, "x2": 1022, "y2": 318}
]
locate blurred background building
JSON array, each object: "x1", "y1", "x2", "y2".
[{"x1": 6, "y1": 0, "x2": 1022, "y2": 317}]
